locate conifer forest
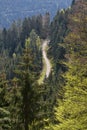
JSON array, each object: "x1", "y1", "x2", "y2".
[{"x1": 0, "y1": 0, "x2": 87, "y2": 130}]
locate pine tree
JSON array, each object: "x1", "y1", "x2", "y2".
[{"x1": 11, "y1": 37, "x2": 44, "y2": 130}]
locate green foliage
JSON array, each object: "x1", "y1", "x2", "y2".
[
  {"x1": 49, "y1": 8, "x2": 70, "y2": 83},
  {"x1": 0, "y1": 13, "x2": 49, "y2": 57},
  {"x1": 0, "y1": 108, "x2": 11, "y2": 130},
  {"x1": 0, "y1": 71, "x2": 11, "y2": 129},
  {"x1": 0, "y1": 8, "x2": 52, "y2": 130},
  {"x1": 51, "y1": 61, "x2": 87, "y2": 130},
  {"x1": 41, "y1": 12, "x2": 50, "y2": 39},
  {"x1": 13, "y1": 37, "x2": 41, "y2": 129},
  {"x1": 48, "y1": 1, "x2": 87, "y2": 129},
  {"x1": 1, "y1": 1, "x2": 87, "y2": 130}
]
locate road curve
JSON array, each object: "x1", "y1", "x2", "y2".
[{"x1": 42, "y1": 40, "x2": 51, "y2": 78}]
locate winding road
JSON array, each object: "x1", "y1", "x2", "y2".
[{"x1": 42, "y1": 40, "x2": 51, "y2": 78}]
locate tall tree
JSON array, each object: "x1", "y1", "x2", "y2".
[
  {"x1": 12, "y1": 37, "x2": 43, "y2": 130},
  {"x1": 42, "y1": 12, "x2": 50, "y2": 39}
]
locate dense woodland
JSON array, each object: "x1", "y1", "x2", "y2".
[{"x1": 0, "y1": 0, "x2": 87, "y2": 130}]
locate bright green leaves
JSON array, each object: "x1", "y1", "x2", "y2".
[{"x1": 48, "y1": 1, "x2": 87, "y2": 130}]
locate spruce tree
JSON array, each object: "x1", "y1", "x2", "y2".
[{"x1": 12, "y1": 37, "x2": 44, "y2": 130}]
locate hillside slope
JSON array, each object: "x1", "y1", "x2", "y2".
[{"x1": 0, "y1": 0, "x2": 72, "y2": 28}]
